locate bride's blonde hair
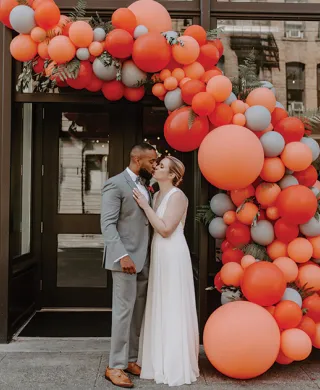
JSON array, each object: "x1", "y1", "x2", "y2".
[{"x1": 166, "y1": 156, "x2": 185, "y2": 187}]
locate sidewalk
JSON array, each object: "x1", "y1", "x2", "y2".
[{"x1": 0, "y1": 338, "x2": 318, "y2": 390}]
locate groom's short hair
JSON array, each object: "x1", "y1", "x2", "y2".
[{"x1": 130, "y1": 143, "x2": 156, "y2": 158}]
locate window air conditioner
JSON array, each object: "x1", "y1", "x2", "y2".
[
  {"x1": 290, "y1": 102, "x2": 304, "y2": 113},
  {"x1": 286, "y1": 30, "x2": 304, "y2": 39}
]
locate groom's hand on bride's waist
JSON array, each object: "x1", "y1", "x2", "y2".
[{"x1": 120, "y1": 256, "x2": 137, "y2": 274}]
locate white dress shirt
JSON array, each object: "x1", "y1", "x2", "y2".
[{"x1": 114, "y1": 168, "x2": 150, "y2": 262}]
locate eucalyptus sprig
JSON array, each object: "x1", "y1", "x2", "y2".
[{"x1": 98, "y1": 51, "x2": 122, "y2": 81}]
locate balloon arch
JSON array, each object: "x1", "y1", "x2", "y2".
[{"x1": 1, "y1": 0, "x2": 320, "y2": 380}]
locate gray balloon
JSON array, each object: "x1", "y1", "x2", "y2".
[
  {"x1": 260, "y1": 131, "x2": 285, "y2": 157},
  {"x1": 93, "y1": 27, "x2": 106, "y2": 42},
  {"x1": 260, "y1": 81, "x2": 276, "y2": 95},
  {"x1": 300, "y1": 217, "x2": 320, "y2": 237},
  {"x1": 208, "y1": 218, "x2": 227, "y2": 239},
  {"x1": 76, "y1": 48, "x2": 90, "y2": 61},
  {"x1": 251, "y1": 220, "x2": 274, "y2": 246},
  {"x1": 245, "y1": 105, "x2": 271, "y2": 131},
  {"x1": 224, "y1": 92, "x2": 237, "y2": 106},
  {"x1": 164, "y1": 88, "x2": 183, "y2": 112},
  {"x1": 210, "y1": 193, "x2": 236, "y2": 217},
  {"x1": 9, "y1": 5, "x2": 36, "y2": 34},
  {"x1": 281, "y1": 288, "x2": 303, "y2": 308},
  {"x1": 278, "y1": 175, "x2": 299, "y2": 189},
  {"x1": 134, "y1": 25, "x2": 149, "y2": 39},
  {"x1": 311, "y1": 187, "x2": 320, "y2": 197},
  {"x1": 300, "y1": 137, "x2": 320, "y2": 162},
  {"x1": 92, "y1": 59, "x2": 117, "y2": 81},
  {"x1": 276, "y1": 101, "x2": 285, "y2": 109},
  {"x1": 121, "y1": 60, "x2": 147, "y2": 88}
]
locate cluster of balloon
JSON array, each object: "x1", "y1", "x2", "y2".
[{"x1": 202, "y1": 85, "x2": 320, "y2": 379}]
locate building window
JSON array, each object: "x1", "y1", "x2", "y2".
[
  {"x1": 317, "y1": 65, "x2": 320, "y2": 107},
  {"x1": 284, "y1": 21, "x2": 305, "y2": 39},
  {"x1": 286, "y1": 62, "x2": 305, "y2": 113}
]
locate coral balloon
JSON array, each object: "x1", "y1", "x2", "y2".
[
  {"x1": 273, "y1": 257, "x2": 298, "y2": 283},
  {"x1": 209, "y1": 38, "x2": 224, "y2": 56},
  {"x1": 128, "y1": 0, "x2": 172, "y2": 34},
  {"x1": 102, "y1": 80, "x2": 124, "y2": 101},
  {"x1": 197, "y1": 44, "x2": 220, "y2": 70},
  {"x1": 221, "y1": 248, "x2": 243, "y2": 265},
  {"x1": 171, "y1": 68, "x2": 185, "y2": 82},
  {"x1": 152, "y1": 83, "x2": 166, "y2": 98},
  {"x1": 287, "y1": 238, "x2": 313, "y2": 264},
  {"x1": 275, "y1": 117, "x2": 305, "y2": 144},
  {"x1": 198, "y1": 125, "x2": 264, "y2": 190},
  {"x1": 203, "y1": 301, "x2": 280, "y2": 379},
  {"x1": 181, "y1": 79, "x2": 206, "y2": 105},
  {"x1": 246, "y1": 87, "x2": 276, "y2": 113},
  {"x1": 276, "y1": 185, "x2": 318, "y2": 225},
  {"x1": 308, "y1": 236, "x2": 320, "y2": 259},
  {"x1": 132, "y1": 33, "x2": 171, "y2": 73},
  {"x1": 67, "y1": 61, "x2": 92, "y2": 90},
  {"x1": 226, "y1": 221, "x2": 251, "y2": 247},
  {"x1": 183, "y1": 25, "x2": 207, "y2": 46},
  {"x1": 231, "y1": 100, "x2": 246, "y2": 114},
  {"x1": 271, "y1": 107, "x2": 288, "y2": 127},
  {"x1": 298, "y1": 316, "x2": 316, "y2": 339},
  {"x1": 89, "y1": 41, "x2": 104, "y2": 57},
  {"x1": 34, "y1": 1, "x2": 60, "y2": 30},
  {"x1": 172, "y1": 36, "x2": 200, "y2": 65},
  {"x1": 298, "y1": 264, "x2": 320, "y2": 291},
  {"x1": 208, "y1": 103, "x2": 233, "y2": 127},
  {"x1": 281, "y1": 142, "x2": 312, "y2": 172},
  {"x1": 230, "y1": 185, "x2": 255, "y2": 207},
  {"x1": 293, "y1": 165, "x2": 318, "y2": 187},
  {"x1": 206, "y1": 75, "x2": 232, "y2": 103},
  {"x1": 281, "y1": 328, "x2": 312, "y2": 361},
  {"x1": 260, "y1": 157, "x2": 285, "y2": 183},
  {"x1": 48, "y1": 36, "x2": 76, "y2": 64},
  {"x1": 274, "y1": 300, "x2": 303, "y2": 329},
  {"x1": 164, "y1": 106, "x2": 209, "y2": 152},
  {"x1": 31, "y1": 27, "x2": 46, "y2": 43},
  {"x1": 124, "y1": 86, "x2": 145, "y2": 102},
  {"x1": 183, "y1": 62, "x2": 205, "y2": 80},
  {"x1": 201, "y1": 69, "x2": 222, "y2": 84},
  {"x1": 38, "y1": 40, "x2": 49, "y2": 59},
  {"x1": 255, "y1": 182, "x2": 281, "y2": 208},
  {"x1": 105, "y1": 29, "x2": 134, "y2": 59},
  {"x1": 111, "y1": 8, "x2": 137, "y2": 34},
  {"x1": 232, "y1": 113, "x2": 246, "y2": 126},
  {"x1": 10, "y1": 34, "x2": 38, "y2": 62},
  {"x1": 267, "y1": 240, "x2": 287, "y2": 260},
  {"x1": 69, "y1": 21, "x2": 93, "y2": 48},
  {"x1": 241, "y1": 255, "x2": 256, "y2": 269},
  {"x1": 159, "y1": 69, "x2": 171, "y2": 81},
  {"x1": 220, "y1": 262, "x2": 244, "y2": 286},
  {"x1": 223, "y1": 210, "x2": 236, "y2": 225},
  {"x1": 192, "y1": 92, "x2": 215, "y2": 116},
  {"x1": 241, "y1": 261, "x2": 286, "y2": 306},
  {"x1": 302, "y1": 294, "x2": 320, "y2": 323},
  {"x1": 163, "y1": 77, "x2": 178, "y2": 91},
  {"x1": 236, "y1": 202, "x2": 258, "y2": 225},
  {"x1": 0, "y1": 0, "x2": 19, "y2": 28}
]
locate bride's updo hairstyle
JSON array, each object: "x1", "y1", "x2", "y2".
[{"x1": 166, "y1": 156, "x2": 185, "y2": 187}]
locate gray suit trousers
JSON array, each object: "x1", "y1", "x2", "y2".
[{"x1": 109, "y1": 258, "x2": 149, "y2": 369}]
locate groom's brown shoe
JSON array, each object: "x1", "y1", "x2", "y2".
[
  {"x1": 105, "y1": 368, "x2": 134, "y2": 388},
  {"x1": 126, "y1": 362, "x2": 141, "y2": 376}
]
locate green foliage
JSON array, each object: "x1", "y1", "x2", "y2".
[
  {"x1": 51, "y1": 58, "x2": 81, "y2": 81},
  {"x1": 242, "y1": 243, "x2": 271, "y2": 262},
  {"x1": 188, "y1": 109, "x2": 197, "y2": 129},
  {"x1": 69, "y1": 0, "x2": 87, "y2": 21},
  {"x1": 89, "y1": 12, "x2": 114, "y2": 33},
  {"x1": 98, "y1": 51, "x2": 122, "y2": 81},
  {"x1": 206, "y1": 27, "x2": 224, "y2": 41},
  {"x1": 287, "y1": 281, "x2": 314, "y2": 300},
  {"x1": 195, "y1": 204, "x2": 215, "y2": 226}
]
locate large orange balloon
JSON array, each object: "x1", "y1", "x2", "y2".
[
  {"x1": 260, "y1": 157, "x2": 285, "y2": 182},
  {"x1": 206, "y1": 75, "x2": 232, "y2": 103},
  {"x1": 197, "y1": 43, "x2": 220, "y2": 70},
  {"x1": 241, "y1": 261, "x2": 286, "y2": 306},
  {"x1": 198, "y1": 125, "x2": 264, "y2": 190},
  {"x1": 48, "y1": 36, "x2": 76, "y2": 64},
  {"x1": 267, "y1": 240, "x2": 287, "y2": 260},
  {"x1": 274, "y1": 218, "x2": 299, "y2": 243},
  {"x1": 164, "y1": 106, "x2": 209, "y2": 152},
  {"x1": 69, "y1": 21, "x2": 93, "y2": 48},
  {"x1": 105, "y1": 29, "x2": 134, "y2": 59},
  {"x1": 10, "y1": 35, "x2": 38, "y2": 62},
  {"x1": 273, "y1": 257, "x2": 298, "y2": 283},
  {"x1": 172, "y1": 36, "x2": 200, "y2": 65},
  {"x1": 298, "y1": 264, "x2": 320, "y2": 291},
  {"x1": 34, "y1": 2, "x2": 60, "y2": 30},
  {"x1": 275, "y1": 117, "x2": 305, "y2": 144},
  {"x1": 255, "y1": 183, "x2": 281, "y2": 209},
  {"x1": 111, "y1": 8, "x2": 137, "y2": 35},
  {"x1": 287, "y1": 238, "x2": 313, "y2": 264},
  {"x1": 132, "y1": 33, "x2": 171, "y2": 73},
  {"x1": 203, "y1": 301, "x2": 280, "y2": 379},
  {"x1": 128, "y1": 0, "x2": 172, "y2": 34},
  {"x1": 281, "y1": 328, "x2": 312, "y2": 361},
  {"x1": 183, "y1": 25, "x2": 207, "y2": 46},
  {"x1": 181, "y1": 79, "x2": 206, "y2": 105},
  {"x1": 246, "y1": 87, "x2": 276, "y2": 113},
  {"x1": 281, "y1": 142, "x2": 312, "y2": 172}
]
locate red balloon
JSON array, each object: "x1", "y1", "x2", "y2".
[
  {"x1": 274, "y1": 219, "x2": 299, "y2": 244},
  {"x1": 208, "y1": 103, "x2": 233, "y2": 127},
  {"x1": 214, "y1": 272, "x2": 223, "y2": 292},
  {"x1": 222, "y1": 248, "x2": 243, "y2": 264},
  {"x1": 221, "y1": 240, "x2": 232, "y2": 252},
  {"x1": 164, "y1": 106, "x2": 209, "y2": 152},
  {"x1": 274, "y1": 117, "x2": 305, "y2": 144},
  {"x1": 102, "y1": 80, "x2": 124, "y2": 101},
  {"x1": 208, "y1": 39, "x2": 224, "y2": 57},
  {"x1": 276, "y1": 185, "x2": 318, "y2": 225},
  {"x1": 271, "y1": 107, "x2": 288, "y2": 127},
  {"x1": 86, "y1": 74, "x2": 103, "y2": 92},
  {"x1": 132, "y1": 32, "x2": 171, "y2": 72},
  {"x1": 124, "y1": 86, "x2": 145, "y2": 102},
  {"x1": 105, "y1": 29, "x2": 134, "y2": 59},
  {"x1": 197, "y1": 43, "x2": 220, "y2": 70},
  {"x1": 226, "y1": 222, "x2": 251, "y2": 248},
  {"x1": 293, "y1": 165, "x2": 318, "y2": 187},
  {"x1": 241, "y1": 262, "x2": 287, "y2": 306},
  {"x1": 181, "y1": 79, "x2": 206, "y2": 105},
  {"x1": 67, "y1": 61, "x2": 92, "y2": 90}
]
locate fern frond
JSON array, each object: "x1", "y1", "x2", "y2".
[
  {"x1": 294, "y1": 109, "x2": 320, "y2": 135},
  {"x1": 287, "y1": 281, "x2": 314, "y2": 299},
  {"x1": 188, "y1": 109, "x2": 197, "y2": 129},
  {"x1": 242, "y1": 243, "x2": 271, "y2": 262},
  {"x1": 195, "y1": 204, "x2": 215, "y2": 226},
  {"x1": 69, "y1": 0, "x2": 87, "y2": 21},
  {"x1": 89, "y1": 12, "x2": 113, "y2": 33}
]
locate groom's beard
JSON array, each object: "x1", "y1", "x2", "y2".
[{"x1": 139, "y1": 168, "x2": 153, "y2": 185}]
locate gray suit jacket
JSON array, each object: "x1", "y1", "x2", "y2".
[{"x1": 100, "y1": 170, "x2": 151, "y2": 272}]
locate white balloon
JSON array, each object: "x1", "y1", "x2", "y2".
[
  {"x1": 208, "y1": 218, "x2": 227, "y2": 239},
  {"x1": 164, "y1": 88, "x2": 183, "y2": 112},
  {"x1": 92, "y1": 58, "x2": 117, "y2": 81},
  {"x1": 121, "y1": 60, "x2": 147, "y2": 88},
  {"x1": 93, "y1": 27, "x2": 106, "y2": 42},
  {"x1": 134, "y1": 25, "x2": 149, "y2": 39},
  {"x1": 300, "y1": 217, "x2": 320, "y2": 237},
  {"x1": 76, "y1": 48, "x2": 90, "y2": 61},
  {"x1": 210, "y1": 193, "x2": 235, "y2": 217},
  {"x1": 300, "y1": 137, "x2": 320, "y2": 162},
  {"x1": 224, "y1": 92, "x2": 237, "y2": 106},
  {"x1": 278, "y1": 175, "x2": 299, "y2": 190},
  {"x1": 9, "y1": 5, "x2": 36, "y2": 34},
  {"x1": 281, "y1": 287, "x2": 303, "y2": 308}
]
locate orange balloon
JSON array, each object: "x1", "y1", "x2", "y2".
[
  {"x1": 302, "y1": 294, "x2": 320, "y2": 323},
  {"x1": 159, "y1": 69, "x2": 171, "y2": 81},
  {"x1": 276, "y1": 350, "x2": 293, "y2": 365},
  {"x1": 246, "y1": 87, "x2": 276, "y2": 113},
  {"x1": 222, "y1": 248, "x2": 243, "y2": 265},
  {"x1": 232, "y1": 113, "x2": 246, "y2": 126},
  {"x1": 288, "y1": 238, "x2": 313, "y2": 264},
  {"x1": 260, "y1": 158, "x2": 285, "y2": 183},
  {"x1": 223, "y1": 210, "x2": 237, "y2": 225},
  {"x1": 183, "y1": 25, "x2": 207, "y2": 46},
  {"x1": 298, "y1": 316, "x2": 316, "y2": 339},
  {"x1": 281, "y1": 328, "x2": 312, "y2": 360},
  {"x1": 236, "y1": 202, "x2": 259, "y2": 225},
  {"x1": 267, "y1": 240, "x2": 287, "y2": 260},
  {"x1": 274, "y1": 300, "x2": 303, "y2": 329},
  {"x1": 308, "y1": 235, "x2": 320, "y2": 258},
  {"x1": 111, "y1": 8, "x2": 137, "y2": 34},
  {"x1": 31, "y1": 27, "x2": 46, "y2": 43},
  {"x1": 152, "y1": 83, "x2": 166, "y2": 98},
  {"x1": 298, "y1": 264, "x2": 320, "y2": 291},
  {"x1": 220, "y1": 262, "x2": 244, "y2": 286},
  {"x1": 281, "y1": 142, "x2": 313, "y2": 172},
  {"x1": 231, "y1": 185, "x2": 255, "y2": 207},
  {"x1": 197, "y1": 44, "x2": 220, "y2": 70},
  {"x1": 89, "y1": 41, "x2": 104, "y2": 57},
  {"x1": 181, "y1": 79, "x2": 206, "y2": 105},
  {"x1": 203, "y1": 301, "x2": 280, "y2": 379},
  {"x1": 10, "y1": 35, "x2": 38, "y2": 62},
  {"x1": 171, "y1": 68, "x2": 185, "y2": 82},
  {"x1": 266, "y1": 206, "x2": 280, "y2": 220},
  {"x1": 183, "y1": 61, "x2": 205, "y2": 80},
  {"x1": 208, "y1": 103, "x2": 233, "y2": 127},
  {"x1": 179, "y1": 77, "x2": 191, "y2": 88},
  {"x1": 199, "y1": 125, "x2": 264, "y2": 190},
  {"x1": 69, "y1": 21, "x2": 93, "y2": 48},
  {"x1": 128, "y1": 0, "x2": 172, "y2": 34},
  {"x1": 172, "y1": 36, "x2": 200, "y2": 65},
  {"x1": 32, "y1": 0, "x2": 53, "y2": 10},
  {"x1": 123, "y1": 86, "x2": 145, "y2": 102},
  {"x1": 192, "y1": 92, "x2": 215, "y2": 117},
  {"x1": 58, "y1": 15, "x2": 70, "y2": 28},
  {"x1": 206, "y1": 75, "x2": 232, "y2": 103},
  {"x1": 34, "y1": 1, "x2": 60, "y2": 30},
  {"x1": 105, "y1": 28, "x2": 133, "y2": 59},
  {"x1": 102, "y1": 80, "x2": 125, "y2": 101},
  {"x1": 241, "y1": 255, "x2": 256, "y2": 269},
  {"x1": 273, "y1": 257, "x2": 298, "y2": 283},
  {"x1": 265, "y1": 305, "x2": 276, "y2": 316},
  {"x1": 231, "y1": 100, "x2": 247, "y2": 114},
  {"x1": 201, "y1": 69, "x2": 222, "y2": 84},
  {"x1": 311, "y1": 322, "x2": 320, "y2": 348},
  {"x1": 38, "y1": 40, "x2": 49, "y2": 59},
  {"x1": 163, "y1": 77, "x2": 178, "y2": 91},
  {"x1": 48, "y1": 36, "x2": 76, "y2": 64}
]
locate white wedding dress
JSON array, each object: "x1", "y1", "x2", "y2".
[{"x1": 138, "y1": 187, "x2": 200, "y2": 387}]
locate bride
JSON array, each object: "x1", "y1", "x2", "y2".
[{"x1": 132, "y1": 156, "x2": 199, "y2": 387}]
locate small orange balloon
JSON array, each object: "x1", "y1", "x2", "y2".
[
  {"x1": 159, "y1": 69, "x2": 171, "y2": 81},
  {"x1": 232, "y1": 113, "x2": 246, "y2": 126},
  {"x1": 298, "y1": 316, "x2": 316, "y2": 339},
  {"x1": 276, "y1": 350, "x2": 293, "y2": 365},
  {"x1": 10, "y1": 35, "x2": 38, "y2": 62},
  {"x1": 172, "y1": 36, "x2": 200, "y2": 65},
  {"x1": 179, "y1": 77, "x2": 191, "y2": 88},
  {"x1": 231, "y1": 185, "x2": 255, "y2": 207},
  {"x1": 274, "y1": 300, "x2": 303, "y2": 329},
  {"x1": 31, "y1": 27, "x2": 46, "y2": 43},
  {"x1": 273, "y1": 257, "x2": 298, "y2": 283},
  {"x1": 34, "y1": 2, "x2": 60, "y2": 30},
  {"x1": 231, "y1": 100, "x2": 246, "y2": 114},
  {"x1": 164, "y1": 76, "x2": 178, "y2": 91},
  {"x1": 183, "y1": 61, "x2": 205, "y2": 80},
  {"x1": 206, "y1": 75, "x2": 232, "y2": 103},
  {"x1": 267, "y1": 240, "x2": 287, "y2": 260},
  {"x1": 288, "y1": 238, "x2": 313, "y2": 264},
  {"x1": 281, "y1": 328, "x2": 312, "y2": 361},
  {"x1": 236, "y1": 202, "x2": 259, "y2": 225},
  {"x1": 89, "y1": 41, "x2": 104, "y2": 57},
  {"x1": 38, "y1": 40, "x2": 49, "y2": 59},
  {"x1": 281, "y1": 142, "x2": 313, "y2": 172},
  {"x1": 246, "y1": 87, "x2": 276, "y2": 113},
  {"x1": 183, "y1": 24, "x2": 207, "y2": 46},
  {"x1": 223, "y1": 210, "x2": 237, "y2": 225},
  {"x1": 241, "y1": 255, "x2": 256, "y2": 269},
  {"x1": 192, "y1": 92, "x2": 215, "y2": 117},
  {"x1": 171, "y1": 68, "x2": 185, "y2": 82},
  {"x1": 308, "y1": 235, "x2": 320, "y2": 259},
  {"x1": 152, "y1": 83, "x2": 166, "y2": 98},
  {"x1": 255, "y1": 183, "x2": 281, "y2": 209},
  {"x1": 220, "y1": 262, "x2": 244, "y2": 287},
  {"x1": 260, "y1": 157, "x2": 285, "y2": 183},
  {"x1": 298, "y1": 264, "x2": 320, "y2": 291},
  {"x1": 266, "y1": 206, "x2": 280, "y2": 220},
  {"x1": 208, "y1": 103, "x2": 233, "y2": 127},
  {"x1": 111, "y1": 7, "x2": 137, "y2": 34},
  {"x1": 69, "y1": 20, "x2": 93, "y2": 48},
  {"x1": 105, "y1": 28, "x2": 134, "y2": 59},
  {"x1": 48, "y1": 35, "x2": 76, "y2": 64}
]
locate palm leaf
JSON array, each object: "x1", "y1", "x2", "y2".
[
  {"x1": 69, "y1": 0, "x2": 87, "y2": 21},
  {"x1": 195, "y1": 204, "x2": 215, "y2": 226}
]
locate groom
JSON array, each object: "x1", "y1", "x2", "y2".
[{"x1": 101, "y1": 143, "x2": 158, "y2": 388}]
